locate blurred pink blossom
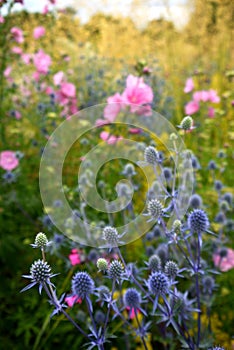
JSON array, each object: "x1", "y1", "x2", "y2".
[
  {"x1": 69, "y1": 249, "x2": 81, "y2": 266},
  {"x1": 95, "y1": 119, "x2": 109, "y2": 127},
  {"x1": 208, "y1": 107, "x2": 215, "y2": 118},
  {"x1": 208, "y1": 89, "x2": 220, "y2": 103},
  {"x1": 0, "y1": 151, "x2": 19, "y2": 171},
  {"x1": 103, "y1": 93, "x2": 123, "y2": 122},
  {"x1": 4, "y1": 66, "x2": 12, "y2": 78},
  {"x1": 15, "y1": 111, "x2": 22, "y2": 119},
  {"x1": 100, "y1": 131, "x2": 123, "y2": 144},
  {"x1": 33, "y1": 26, "x2": 46, "y2": 39},
  {"x1": 135, "y1": 104, "x2": 152, "y2": 116},
  {"x1": 42, "y1": 5, "x2": 49, "y2": 14},
  {"x1": 126, "y1": 307, "x2": 140, "y2": 319},
  {"x1": 60, "y1": 82, "x2": 76, "y2": 98},
  {"x1": 193, "y1": 90, "x2": 210, "y2": 102},
  {"x1": 33, "y1": 50, "x2": 51, "y2": 74},
  {"x1": 0, "y1": 16, "x2": 4, "y2": 23},
  {"x1": 10, "y1": 27, "x2": 24, "y2": 43},
  {"x1": 184, "y1": 77, "x2": 194, "y2": 93},
  {"x1": 11, "y1": 46, "x2": 23, "y2": 55},
  {"x1": 65, "y1": 295, "x2": 82, "y2": 307},
  {"x1": 185, "y1": 100, "x2": 200, "y2": 115},
  {"x1": 213, "y1": 248, "x2": 234, "y2": 272},
  {"x1": 21, "y1": 53, "x2": 31, "y2": 65},
  {"x1": 122, "y1": 74, "x2": 153, "y2": 112},
  {"x1": 129, "y1": 128, "x2": 141, "y2": 134},
  {"x1": 53, "y1": 71, "x2": 64, "y2": 86}
]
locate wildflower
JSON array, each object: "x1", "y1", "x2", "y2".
[
  {"x1": 185, "y1": 100, "x2": 199, "y2": 115},
  {"x1": 147, "y1": 254, "x2": 161, "y2": 272},
  {"x1": 179, "y1": 116, "x2": 194, "y2": 131},
  {"x1": 187, "y1": 209, "x2": 209, "y2": 233},
  {"x1": 122, "y1": 74, "x2": 153, "y2": 112},
  {"x1": 164, "y1": 261, "x2": 178, "y2": 280},
  {"x1": 31, "y1": 232, "x2": 49, "y2": 248},
  {"x1": 184, "y1": 77, "x2": 194, "y2": 93},
  {"x1": 103, "y1": 226, "x2": 120, "y2": 247},
  {"x1": 144, "y1": 146, "x2": 159, "y2": 165},
  {"x1": 69, "y1": 249, "x2": 81, "y2": 266},
  {"x1": 202, "y1": 276, "x2": 215, "y2": 295},
  {"x1": 65, "y1": 295, "x2": 82, "y2": 307},
  {"x1": 97, "y1": 258, "x2": 108, "y2": 272},
  {"x1": 21, "y1": 260, "x2": 57, "y2": 294},
  {"x1": 71, "y1": 272, "x2": 95, "y2": 299},
  {"x1": 213, "y1": 248, "x2": 234, "y2": 272},
  {"x1": 214, "y1": 180, "x2": 223, "y2": 192},
  {"x1": 172, "y1": 220, "x2": 182, "y2": 234},
  {"x1": 0, "y1": 151, "x2": 19, "y2": 171},
  {"x1": 53, "y1": 71, "x2": 64, "y2": 86},
  {"x1": 94, "y1": 310, "x2": 105, "y2": 325},
  {"x1": 33, "y1": 50, "x2": 51, "y2": 74},
  {"x1": 33, "y1": 26, "x2": 46, "y2": 39},
  {"x1": 10, "y1": 27, "x2": 24, "y2": 43},
  {"x1": 147, "y1": 199, "x2": 163, "y2": 219},
  {"x1": 189, "y1": 194, "x2": 203, "y2": 209},
  {"x1": 60, "y1": 82, "x2": 76, "y2": 98},
  {"x1": 108, "y1": 260, "x2": 124, "y2": 282},
  {"x1": 147, "y1": 271, "x2": 169, "y2": 312},
  {"x1": 104, "y1": 93, "x2": 123, "y2": 122}
]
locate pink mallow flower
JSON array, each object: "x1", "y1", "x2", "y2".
[
  {"x1": 69, "y1": 249, "x2": 81, "y2": 266},
  {"x1": 208, "y1": 89, "x2": 220, "y2": 103},
  {"x1": 4, "y1": 66, "x2": 12, "y2": 78},
  {"x1": 184, "y1": 77, "x2": 194, "y2": 93},
  {"x1": 0, "y1": 151, "x2": 19, "y2": 171},
  {"x1": 65, "y1": 295, "x2": 82, "y2": 307},
  {"x1": 213, "y1": 248, "x2": 234, "y2": 272},
  {"x1": 0, "y1": 16, "x2": 5, "y2": 24},
  {"x1": 60, "y1": 82, "x2": 76, "y2": 98},
  {"x1": 103, "y1": 93, "x2": 124, "y2": 122},
  {"x1": 21, "y1": 53, "x2": 32, "y2": 65},
  {"x1": 208, "y1": 107, "x2": 215, "y2": 118},
  {"x1": 122, "y1": 74, "x2": 153, "y2": 112},
  {"x1": 11, "y1": 46, "x2": 23, "y2": 55},
  {"x1": 10, "y1": 27, "x2": 24, "y2": 43},
  {"x1": 53, "y1": 71, "x2": 64, "y2": 86},
  {"x1": 33, "y1": 26, "x2": 46, "y2": 39},
  {"x1": 33, "y1": 50, "x2": 51, "y2": 74},
  {"x1": 185, "y1": 100, "x2": 200, "y2": 115},
  {"x1": 100, "y1": 131, "x2": 123, "y2": 144}
]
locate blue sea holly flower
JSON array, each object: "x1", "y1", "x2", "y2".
[
  {"x1": 146, "y1": 271, "x2": 169, "y2": 312},
  {"x1": 71, "y1": 271, "x2": 95, "y2": 300},
  {"x1": 187, "y1": 209, "x2": 209, "y2": 234},
  {"x1": 21, "y1": 259, "x2": 58, "y2": 294}
]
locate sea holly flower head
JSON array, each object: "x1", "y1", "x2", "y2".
[
  {"x1": 71, "y1": 271, "x2": 95, "y2": 300},
  {"x1": 187, "y1": 209, "x2": 209, "y2": 233},
  {"x1": 21, "y1": 259, "x2": 57, "y2": 294},
  {"x1": 31, "y1": 232, "x2": 51, "y2": 249}
]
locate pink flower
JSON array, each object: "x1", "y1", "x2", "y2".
[
  {"x1": 185, "y1": 100, "x2": 200, "y2": 115},
  {"x1": 53, "y1": 71, "x2": 64, "y2": 86},
  {"x1": 184, "y1": 77, "x2": 194, "y2": 93},
  {"x1": 33, "y1": 26, "x2": 46, "y2": 39},
  {"x1": 11, "y1": 46, "x2": 23, "y2": 55},
  {"x1": 129, "y1": 128, "x2": 141, "y2": 134},
  {"x1": 0, "y1": 16, "x2": 5, "y2": 24},
  {"x1": 42, "y1": 5, "x2": 49, "y2": 14},
  {"x1": 10, "y1": 27, "x2": 24, "y2": 43},
  {"x1": 65, "y1": 295, "x2": 82, "y2": 307},
  {"x1": 100, "y1": 131, "x2": 123, "y2": 144},
  {"x1": 104, "y1": 93, "x2": 123, "y2": 122},
  {"x1": 15, "y1": 111, "x2": 22, "y2": 119},
  {"x1": 126, "y1": 307, "x2": 140, "y2": 319},
  {"x1": 213, "y1": 248, "x2": 234, "y2": 272},
  {"x1": 21, "y1": 53, "x2": 31, "y2": 65},
  {"x1": 208, "y1": 107, "x2": 215, "y2": 118},
  {"x1": 135, "y1": 104, "x2": 152, "y2": 116},
  {"x1": 69, "y1": 249, "x2": 81, "y2": 266},
  {"x1": 33, "y1": 50, "x2": 51, "y2": 74},
  {"x1": 4, "y1": 66, "x2": 12, "y2": 78},
  {"x1": 208, "y1": 89, "x2": 220, "y2": 103},
  {"x1": 0, "y1": 151, "x2": 19, "y2": 171},
  {"x1": 193, "y1": 90, "x2": 209, "y2": 102},
  {"x1": 95, "y1": 119, "x2": 109, "y2": 127},
  {"x1": 122, "y1": 74, "x2": 153, "y2": 112},
  {"x1": 60, "y1": 82, "x2": 76, "y2": 98}
]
